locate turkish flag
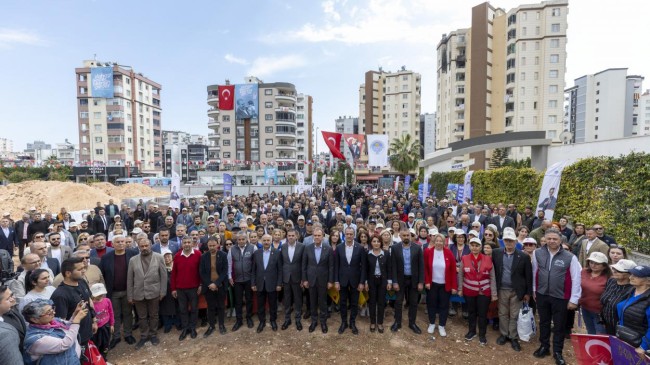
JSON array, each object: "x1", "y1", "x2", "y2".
[
  {"x1": 571, "y1": 334, "x2": 613, "y2": 365},
  {"x1": 321, "y1": 131, "x2": 345, "y2": 160},
  {"x1": 218, "y1": 85, "x2": 235, "y2": 110}
]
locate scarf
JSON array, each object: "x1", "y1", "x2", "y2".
[{"x1": 31, "y1": 318, "x2": 70, "y2": 331}]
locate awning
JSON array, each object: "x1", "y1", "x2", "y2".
[{"x1": 356, "y1": 174, "x2": 383, "y2": 181}]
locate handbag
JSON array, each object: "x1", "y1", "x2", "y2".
[{"x1": 616, "y1": 324, "x2": 643, "y2": 348}]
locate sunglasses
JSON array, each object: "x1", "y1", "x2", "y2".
[
  {"x1": 447, "y1": 220, "x2": 454, "y2": 223},
  {"x1": 35, "y1": 235, "x2": 44, "y2": 238}
]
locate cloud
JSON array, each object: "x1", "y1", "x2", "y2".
[
  {"x1": 322, "y1": 0, "x2": 341, "y2": 21},
  {"x1": 0, "y1": 28, "x2": 45, "y2": 49},
  {"x1": 246, "y1": 55, "x2": 307, "y2": 78},
  {"x1": 224, "y1": 53, "x2": 248, "y2": 65}
]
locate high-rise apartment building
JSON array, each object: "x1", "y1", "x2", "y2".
[
  {"x1": 206, "y1": 77, "x2": 312, "y2": 177},
  {"x1": 162, "y1": 130, "x2": 207, "y2": 146},
  {"x1": 75, "y1": 60, "x2": 162, "y2": 171},
  {"x1": 436, "y1": 0, "x2": 568, "y2": 169},
  {"x1": 564, "y1": 68, "x2": 644, "y2": 143},
  {"x1": 0, "y1": 138, "x2": 13, "y2": 157}
]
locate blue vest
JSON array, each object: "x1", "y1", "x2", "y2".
[{"x1": 24, "y1": 324, "x2": 79, "y2": 365}]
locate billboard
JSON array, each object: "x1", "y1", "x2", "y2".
[
  {"x1": 264, "y1": 167, "x2": 278, "y2": 184},
  {"x1": 343, "y1": 134, "x2": 365, "y2": 165},
  {"x1": 90, "y1": 67, "x2": 114, "y2": 98},
  {"x1": 235, "y1": 84, "x2": 258, "y2": 121}
]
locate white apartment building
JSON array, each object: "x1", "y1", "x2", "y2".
[
  {"x1": 296, "y1": 93, "x2": 313, "y2": 174},
  {"x1": 0, "y1": 138, "x2": 13, "y2": 157},
  {"x1": 436, "y1": 0, "x2": 568, "y2": 169}
]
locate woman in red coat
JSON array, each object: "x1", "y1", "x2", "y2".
[{"x1": 424, "y1": 234, "x2": 458, "y2": 337}]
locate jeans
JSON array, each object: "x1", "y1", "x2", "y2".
[{"x1": 582, "y1": 308, "x2": 606, "y2": 335}]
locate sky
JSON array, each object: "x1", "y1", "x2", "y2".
[{"x1": 1, "y1": 0, "x2": 649, "y2": 153}]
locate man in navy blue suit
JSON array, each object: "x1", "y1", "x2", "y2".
[{"x1": 0, "y1": 217, "x2": 16, "y2": 254}]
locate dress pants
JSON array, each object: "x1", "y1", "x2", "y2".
[
  {"x1": 465, "y1": 294, "x2": 490, "y2": 337},
  {"x1": 283, "y1": 282, "x2": 303, "y2": 321},
  {"x1": 18, "y1": 239, "x2": 28, "y2": 259},
  {"x1": 205, "y1": 286, "x2": 226, "y2": 327},
  {"x1": 110, "y1": 291, "x2": 133, "y2": 340},
  {"x1": 234, "y1": 281, "x2": 253, "y2": 321},
  {"x1": 257, "y1": 289, "x2": 278, "y2": 322},
  {"x1": 537, "y1": 293, "x2": 569, "y2": 353},
  {"x1": 177, "y1": 287, "x2": 199, "y2": 330},
  {"x1": 368, "y1": 276, "x2": 387, "y2": 325},
  {"x1": 394, "y1": 276, "x2": 419, "y2": 325},
  {"x1": 134, "y1": 298, "x2": 160, "y2": 338},
  {"x1": 426, "y1": 283, "x2": 451, "y2": 326},
  {"x1": 498, "y1": 289, "x2": 521, "y2": 339},
  {"x1": 339, "y1": 283, "x2": 360, "y2": 324},
  {"x1": 309, "y1": 283, "x2": 328, "y2": 323}
]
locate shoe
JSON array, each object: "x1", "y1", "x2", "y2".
[
  {"x1": 338, "y1": 322, "x2": 348, "y2": 334},
  {"x1": 321, "y1": 323, "x2": 328, "y2": 333},
  {"x1": 179, "y1": 329, "x2": 188, "y2": 341},
  {"x1": 247, "y1": 318, "x2": 254, "y2": 328},
  {"x1": 232, "y1": 321, "x2": 242, "y2": 332},
  {"x1": 350, "y1": 322, "x2": 359, "y2": 335},
  {"x1": 135, "y1": 338, "x2": 148, "y2": 349},
  {"x1": 124, "y1": 335, "x2": 136, "y2": 345},
  {"x1": 281, "y1": 320, "x2": 291, "y2": 330},
  {"x1": 271, "y1": 321, "x2": 278, "y2": 331},
  {"x1": 163, "y1": 327, "x2": 172, "y2": 334},
  {"x1": 150, "y1": 336, "x2": 160, "y2": 346},
  {"x1": 533, "y1": 346, "x2": 550, "y2": 358},
  {"x1": 219, "y1": 325, "x2": 227, "y2": 335},
  {"x1": 109, "y1": 338, "x2": 121, "y2": 349},
  {"x1": 511, "y1": 339, "x2": 521, "y2": 352},
  {"x1": 377, "y1": 325, "x2": 384, "y2": 333},
  {"x1": 257, "y1": 321, "x2": 266, "y2": 333},
  {"x1": 553, "y1": 352, "x2": 566, "y2": 365},
  {"x1": 438, "y1": 326, "x2": 447, "y2": 337},
  {"x1": 309, "y1": 322, "x2": 317, "y2": 333},
  {"x1": 479, "y1": 336, "x2": 487, "y2": 346},
  {"x1": 303, "y1": 312, "x2": 311, "y2": 320},
  {"x1": 390, "y1": 322, "x2": 401, "y2": 332},
  {"x1": 449, "y1": 307, "x2": 457, "y2": 316},
  {"x1": 462, "y1": 311, "x2": 469, "y2": 319},
  {"x1": 409, "y1": 323, "x2": 422, "y2": 334},
  {"x1": 190, "y1": 329, "x2": 197, "y2": 339},
  {"x1": 427, "y1": 324, "x2": 436, "y2": 334},
  {"x1": 496, "y1": 335, "x2": 508, "y2": 345},
  {"x1": 464, "y1": 332, "x2": 476, "y2": 341},
  {"x1": 296, "y1": 320, "x2": 303, "y2": 331},
  {"x1": 370, "y1": 325, "x2": 376, "y2": 333},
  {"x1": 492, "y1": 322, "x2": 499, "y2": 331},
  {"x1": 203, "y1": 326, "x2": 215, "y2": 338}
]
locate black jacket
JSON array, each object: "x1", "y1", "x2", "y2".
[
  {"x1": 199, "y1": 250, "x2": 228, "y2": 295},
  {"x1": 99, "y1": 249, "x2": 139, "y2": 298},
  {"x1": 334, "y1": 243, "x2": 367, "y2": 287},
  {"x1": 251, "y1": 248, "x2": 282, "y2": 292},
  {"x1": 365, "y1": 249, "x2": 391, "y2": 287},
  {"x1": 492, "y1": 248, "x2": 533, "y2": 300},
  {"x1": 390, "y1": 243, "x2": 424, "y2": 285}
]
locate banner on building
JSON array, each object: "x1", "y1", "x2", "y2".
[
  {"x1": 90, "y1": 67, "x2": 114, "y2": 98},
  {"x1": 218, "y1": 85, "x2": 235, "y2": 110},
  {"x1": 404, "y1": 175, "x2": 411, "y2": 192},
  {"x1": 536, "y1": 160, "x2": 569, "y2": 221},
  {"x1": 458, "y1": 171, "x2": 474, "y2": 203},
  {"x1": 170, "y1": 171, "x2": 181, "y2": 210},
  {"x1": 367, "y1": 134, "x2": 389, "y2": 167},
  {"x1": 235, "y1": 84, "x2": 258, "y2": 120},
  {"x1": 223, "y1": 174, "x2": 232, "y2": 197},
  {"x1": 343, "y1": 134, "x2": 365, "y2": 165},
  {"x1": 264, "y1": 167, "x2": 277, "y2": 184},
  {"x1": 322, "y1": 131, "x2": 346, "y2": 160},
  {"x1": 570, "y1": 334, "x2": 613, "y2": 365}
]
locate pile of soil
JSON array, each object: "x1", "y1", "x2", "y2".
[{"x1": 0, "y1": 181, "x2": 167, "y2": 219}]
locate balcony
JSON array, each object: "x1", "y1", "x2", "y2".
[
  {"x1": 207, "y1": 93, "x2": 219, "y2": 106},
  {"x1": 275, "y1": 107, "x2": 296, "y2": 114},
  {"x1": 275, "y1": 93, "x2": 297, "y2": 103},
  {"x1": 453, "y1": 129, "x2": 464, "y2": 137},
  {"x1": 455, "y1": 104, "x2": 465, "y2": 111},
  {"x1": 208, "y1": 118, "x2": 219, "y2": 129},
  {"x1": 275, "y1": 118, "x2": 296, "y2": 127},
  {"x1": 207, "y1": 108, "x2": 219, "y2": 117},
  {"x1": 454, "y1": 119, "x2": 465, "y2": 126},
  {"x1": 277, "y1": 156, "x2": 296, "y2": 163},
  {"x1": 208, "y1": 133, "x2": 220, "y2": 140},
  {"x1": 276, "y1": 143, "x2": 297, "y2": 151},
  {"x1": 275, "y1": 126, "x2": 296, "y2": 138},
  {"x1": 208, "y1": 145, "x2": 221, "y2": 152}
]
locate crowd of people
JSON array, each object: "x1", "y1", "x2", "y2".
[{"x1": 0, "y1": 185, "x2": 649, "y2": 365}]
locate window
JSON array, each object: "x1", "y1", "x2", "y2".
[
  {"x1": 95, "y1": 149, "x2": 103, "y2": 155},
  {"x1": 520, "y1": 87, "x2": 525, "y2": 96},
  {"x1": 550, "y1": 39, "x2": 560, "y2": 48},
  {"x1": 534, "y1": 72, "x2": 539, "y2": 80},
  {"x1": 79, "y1": 87, "x2": 86, "y2": 94},
  {"x1": 507, "y1": 58, "x2": 516, "y2": 69},
  {"x1": 596, "y1": 99, "x2": 600, "y2": 104},
  {"x1": 93, "y1": 112, "x2": 101, "y2": 119},
  {"x1": 536, "y1": 11, "x2": 540, "y2": 20},
  {"x1": 223, "y1": 152, "x2": 231, "y2": 158},
  {"x1": 79, "y1": 74, "x2": 86, "y2": 81},
  {"x1": 251, "y1": 151, "x2": 259, "y2": 161},
  {"x1": 265, "y1": 89, "x2": 272, "y2": 95},
  {"x1": 551, "y1": 24, "x2": 560, "y2": 32},
  {"x1": 594, "y1": 135, "x2": 598, "y2": 140},
  {"x1": 535, "y1": 26, "x2": 540, "y2": 35},
  {"x1": 402, "y1": 103, "x2": 408, "y2": 109},
  {"x1": 222, "y1": 127, "x2": 230, "y2": 134},
  {"x1": 550, "y1": 54, "x2": 559, "y2": 63},
  {"x1": 520, "y1": 102, "x2": 525, "y2": 110},
  {"x1": 402, "y1": 75, "x2": 408, "y2": 81},
  {"x1": 548, "y1": 115, "x2": 557, "y2": 124},
  {"x1": 265, "y1": 101, "x2": 273, "y2": 108},
  {"x1": 522, "y1": 12, "x2": 527, "y2": 20},
  {"x1": 222, "y1": 140, "x2": 230, "y2": 146},
  {"x1": 522, "y1": 27, "x2": 527, "y2": 36},
  {"x1": 552, "y1": 8, "x2": 561, "y2": 16},
  {"x1": 521, "y1": 57, "x2": 526, "y2": 66},
  {"x1": 265, "y1": 139, "x2": 273, "y2": 145},
  {"x1": 548, "y1": 130, "x2": 557, "y2": 139},
  {"x1": 402, "y1": 94, "x2": 408, "y2": 99},
  {"x1": 265, "y1": 126, "x2": 273, "y2": 133},
  {"x1": 95, "y1": 137, "x2": 102, "y2": 142},
  {"x1": 520, "y1": 72, "x2": 526, "y2": 81},
  {"x1": 265, "y1": 114, "x2": 273, "y2": 120},
  {"x1": 402, "y1": 112, "x2": 408, "y2": 117},
  {"x1": 549, "y1": 70, "x2": 559, "y2": 78},
  {"x1": 222, "y1": 115, "x2": 230, "y2": 122},
  {"x1": 549, "y1": 85, "x2": 558, "y2": 93},
  {"x1": 266, "y1": 151, "x2": 274, "y2": 158},
  {"x1": 535, "y1": 56, "x2": 539, "y2": 65},
  {"x1": 402, "y1": 84, "x2": 408, "y2": 90},
  {"x1": 549, "y1": 100, "x2": 558, "y2": 108},
  {"x1": 457, "y1": 86, "x2": 465, "y2": 94},
  {"x1": 80, "y1": 112, "x2": 89, "y2": 119},
  {"x1": 507, "y1": 73, "x2": 516, "y2": 83},
  {"x1": 535, "y1": 41, "x2": 540, "y2": 50},
  {"x1": 79, "y1": 99, "x2": 88, "y2": 106}
]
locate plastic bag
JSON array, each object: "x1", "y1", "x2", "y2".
[{"x1": 517, "y1": 303, "x2": 536, "y2": 342}]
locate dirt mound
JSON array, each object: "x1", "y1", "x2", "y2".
[{"x1": 0, "y1": 180, "x2": 167, "y2": 219}]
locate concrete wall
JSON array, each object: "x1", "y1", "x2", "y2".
[{"x1": 546, "y1": 134, "x2": 650, "y2": 166}]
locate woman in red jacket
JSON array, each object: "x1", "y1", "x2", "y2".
[
  {"x1": 459, "y1": 237, "x2": 497, "y2": 346},
  {"x1": 424, "y1": 234, "x2": 458, "y2": 337}
]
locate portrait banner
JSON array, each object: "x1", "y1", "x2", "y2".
[
  {"x1": 90, "y1": 67, "x2": 114, "y2": 98},
  {"x1": 343, "y1": 134, "x2": 365, "y2": 165},
  {"x1": 536, "y1": 160, "x2": 569, "y2": 221},
  {"x1": 235, "y1": 84, "x2": 258, "y2": 121}
]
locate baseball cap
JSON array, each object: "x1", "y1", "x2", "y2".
[
  {"x1": 586, "y1": 252, "x2": 608, "y2": 264},
  {"x1": 468, "y1": 229, "x2": 479, "y2": 237},
  {"x1": 90, "y1": 283, "x2": 107, "y2": 297},
  {"x1": 375, "y1": 223, "x2": 384, "y2": 229},
  {"x1": 487, "y1": 224, "x2": 498, "y2": 232},
  {"x1": 629, "y1": 265, "x2": 650, "y2": 278},
  {"x1": 251, "y1": 209, "x2": 257, "y2": 213},
  {"x1": 131, "y1": 228, "x2": 143, "y2": 234},
  {"x1": 408, "y1": 228, "x2": 416, "y2": 235},
  {"x1": 610, "y1": 259, "x2": 637, "y2": 273},
  {"x1": 306, "y1": 220, "x2": 313, "y2": 225},
  {"x1": 428, "y1": 228, "x2": 438, "y2": 236},
  {"x1": 298, "y1": 215, "x2": 305, "y2": 220},
  {"x1": 408, "y1": 212, "x2": 415, "y2": 218},
  {"x1": 134, "y1": 219, "x2": 143, "y2": 225},
  {"x1": 448, "y1": 226, "x2": 456, "y2": 233},
  {"x1": 246, "y1": 215, "x2": 253, "y2": 220},
  {"x1": 469, "y1": 237, "x2": 482, "y2": 245},
  {"x1": 523, "y1": 237, "x2": 537, "y2": 246},
  {"x1": 455, "y1": 228, "x2": 466, "y2": 236},
  {"x1": 503, "y1": 227, "x2": 517, "y2": 241}
]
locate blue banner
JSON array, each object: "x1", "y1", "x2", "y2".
[
  {"x1": 264, "y1": 167, "x2": 277, "y2": 184},
  {"x1": 223, "y1": 174, "x2": 232, "y2": 197},
  {"x1": 404, "y1": 175, "x2": 411, "y2": 192},
  {"x1": 418, "y1": 183, "x2": 431, "y2": 202},
  {"x1": 446, "y1": 183, "x2": 459, "y2": 201},
  {"x1": 90, "y1": 67, "x2": 114, "y2": 98},
  {"x1": 235, "y1": 84, "x2": 259, "y2": 121}
]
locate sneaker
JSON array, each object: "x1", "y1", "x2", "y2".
[
  {"x1": 438, "y1": 326, "x2": 447, "y2": 337},
  {"x1": 462, "y1": 311, "x2": 469, "y2": 319},
  {"x1": 427, "y1": 324, "x2": 436, "y2": 334},
  {"x1": 464, "y1": 332, "x2": 476, "y2": 341},
  {"x1": 479, "y1": 336, "x2": 487, "y2": 346},
  {"x1": 449, "y1": 307, "x2": 457, "y2": 316}
]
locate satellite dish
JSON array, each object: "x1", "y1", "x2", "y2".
[{"x1": 559, "y1": 131, "x2": 573, "y2": 143}]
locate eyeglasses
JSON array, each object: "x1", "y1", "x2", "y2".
[
  {"x1": 50, "y1": 238, "x2": 61, "y2": 241},
  {"x1": 79, "y1": 257, "x2": 90, "y2": 261},
  {"x1": 41, "y1": 307, "x2": 55, "y2": 316},
  {"x1": 594, "y1": 227, "x2": 604, "y2": 230},
  {"x1": 35, "y1": 235, "x2": 44, "y2": 238},
  {"x1": 447, "y1": 220, "x2": 454, "y2": 223}
]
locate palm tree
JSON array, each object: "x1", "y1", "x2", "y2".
[{"x1": 388, "y1": 134, "x2": 422, "y2": 177}]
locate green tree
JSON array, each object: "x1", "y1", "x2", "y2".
[
  {"x1": 332, "y1": 162, "x2": 354, "y2": 185},
  {"x1": 388, "y1": 134, "x2": 421, "y2": 176},
  {"x1": 489, "y1": 148, "x2": 510, "y2": 169},
  {"x1": 503, "y1": 157, "x2": 531, "y2": 169}
]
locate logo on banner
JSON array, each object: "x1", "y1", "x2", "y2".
[{"x1": 371, "y1": 140, "x2": 385, "y2": 154}]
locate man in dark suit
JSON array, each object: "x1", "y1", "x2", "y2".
[
  {"x1": 199, "y1": 236, "x2": 228, "y2": 337},
  {"x1": 334, "y1": 227, "x2": 366, "y2": 335},
  {"x1": 390, "y1": 229, "x2": 424, "y2": 334},
  {"x1": 491, "y1": 206, "x2": 516, "y2": 238},
  {"x1": 46, "y1": 232, "x2": 73, "y2": 270},
  {"x1": 30, "y1": 240, "x2": 60, "y2": 277},
  {"x1": 93, "y1": 208, "x2": 110, "y2": 236},
  {"x1": 251, "y1": 234, "x2": 283, "y2": 333},
  {"x1": 0, "y1": 217, "x2": 16, "y2": 254},
  {"x1": 280, "y1": 229, "x2": 305, "y2": 331},
  {"x1": 105, "y1": 199, "x2": 120, "y2": 223},
  {"x1": 492, "y1": 228, "x2": 533, "y2": 352},
  {"x1": 302, "y1": 227, "x2": 334, "y2": 333},
  {"x1": 14, "y1": 214, "x2": 31, "y2": 259}
]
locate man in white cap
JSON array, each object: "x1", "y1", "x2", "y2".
[{"x1": 406, "y1": 213, "x2": 416, "y2": 229}]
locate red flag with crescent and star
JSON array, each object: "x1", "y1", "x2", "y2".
[
  {"x1": 321, "y1": 131, "x2": 345, "y2": 160},
  {"x1": 218, "y1": 85, "x2": 235, "y2": 110},
  {"x1": 570, "y1": 334, "x2": 613, "y2": 365}
]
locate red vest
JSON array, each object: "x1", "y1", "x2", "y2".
[{"x1": 461, "y1": 254, "x2": 493, "y2": 297}]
